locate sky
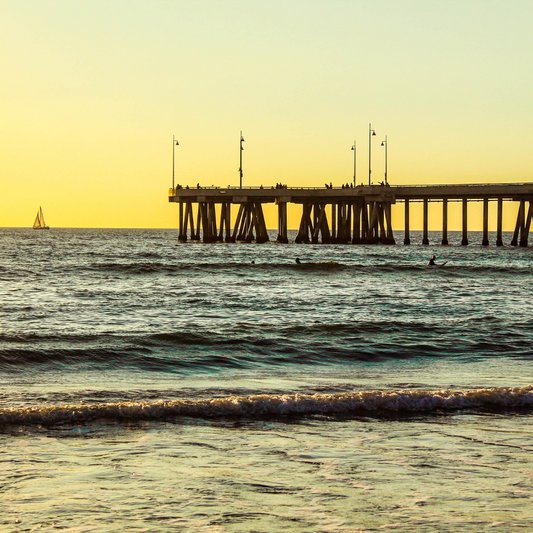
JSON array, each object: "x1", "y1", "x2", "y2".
[{"x1": 1, "y1": 0, "x2": 532, "y2": 229}]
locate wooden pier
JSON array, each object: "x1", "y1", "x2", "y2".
[{"x1": 168, "y1": 183, "x2": 533, "y2": 246}]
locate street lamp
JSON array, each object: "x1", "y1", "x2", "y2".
[
  {"x1": 172, "y1": 135, "x2": 179, "y2": 189},
  {"x1": 368, "y1": 123, "x2": 376, "y2": 186},
  {"x1": 381, "y1": 135, "x2": 388, "y2": 185},
  {"x1": 351, "y1": 141, "x2": 356, "y2": 187},
  {"x1": 239, "y1": 131, "x2": 245, "y2": 189}
]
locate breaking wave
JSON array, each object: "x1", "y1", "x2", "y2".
[{"x1": 2, "y1": 386, "x2": 533, "y2": 426}]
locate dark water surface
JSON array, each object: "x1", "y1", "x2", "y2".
[{"x1": 1, "y1": 228, "x2": 533, "y2": 531}]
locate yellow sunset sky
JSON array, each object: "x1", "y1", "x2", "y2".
[{"x1": 1, "y1": 0, "x2": 532, "y2": 230}]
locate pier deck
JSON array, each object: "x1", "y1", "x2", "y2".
[{"x1": 168, "y1": 183, "x2": 533, "y2": 246}]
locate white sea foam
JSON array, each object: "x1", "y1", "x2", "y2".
[{"x1": 1, "y1": 386, "x2": 532, "y2": 426}]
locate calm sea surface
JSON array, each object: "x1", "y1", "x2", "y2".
[{"x1": 1, "y1": 228, "x2": 533, "y2": 532}]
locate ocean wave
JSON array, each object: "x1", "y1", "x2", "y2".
[
  {"x1": 0, "y1": 320, "x2": 530, "y2": 370},
  {"x1": 84, "y1": 262, "x2": 179, "y2": 275},
  {"x1": 76, "y1": 261, "x2": 533, "y2": 276},
  {"x1": 2, "y1": 386, "x2": 532, "y2": 426},
  {"x1": 2, "y1": 260, "x2": 531, "y2": 278}
]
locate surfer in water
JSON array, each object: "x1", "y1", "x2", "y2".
[
  {"x1": 295, "y1": 258, "x2": 301, "y2": 264},
  {"x1": 428, "y1": 255, "x2": 448, "y2": 267}
]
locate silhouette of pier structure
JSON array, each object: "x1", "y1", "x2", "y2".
[{"x1": 168, "y1": 183, "x2": 533, "y2": 246}]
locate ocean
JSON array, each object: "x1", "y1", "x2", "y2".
[{"x1": 1, "y1": 227, "x2": 533, "y2": 532}]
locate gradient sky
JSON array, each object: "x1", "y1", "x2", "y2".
[{"x1": 1, "y1": 0, "x2": 532, "y2": 229}]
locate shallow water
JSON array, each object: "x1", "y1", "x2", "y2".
[{"x1": 1, "y1": 228, "x2": 533, "y2": 531}]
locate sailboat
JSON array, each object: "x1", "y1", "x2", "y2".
[{"x1": 33, "y1": 206, "x2": 50, "y2": 230}]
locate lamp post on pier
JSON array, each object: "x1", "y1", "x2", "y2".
[
  {"x1": 368, "y1": 124, "x2": 376, "y2": 186},
  {"x1": 351, "y1": 141, "x2": 356, "y2": 188},
  {"x1": 381, "y1": 135, "x2": 388, "y2": 185},
  {"x1": 239, "y1": 131, "x2": 245, "y2": 189},
  {"x1": 172, "y1": 135, "x2": 179, "y2": 190}
]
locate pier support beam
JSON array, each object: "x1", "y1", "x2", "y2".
[
  {"x1": 205, "y1": 202, "x2": 218, "y2": 242},
  {"x1": 442, "y1": 199, "x2": 448, "y2": 245},
  {"x1": 482, "y1": 198, "x2": 489, "y2": 246},
  {"x1": 422, "y1": 199, "x2": 429, "y2": 245},
  {"x1": 367, "y1": 202, "x2": 378, "y2": 243},
  {"x1": 512, "y1": 200, "x2": 532, "y2": 247},
  {"x1": 240, "y1": 202, "x2": 270, "y2": 243},
  {"x1": 461, "y1": 199, "x2": 468, "y2": 246},
  {"x1": 336, "y1": 202, "x2": 349, "y2": 243},
  {"x1": 218, "y1": 202, "x2": 231, "y2": 242},
  {"x1": 331, "y1": 203, "x2": 337, "y2": 242},
  {"x1": 178, "y1": 202, "x2": 186, "y2": 242},
  {"x1": 194, "y1": 202, "x2": 205, "y2": 241},
  {"x1": 404, "y1": 199, "x2": 410, "y2": 245},
  {"x1": 496, "y1": 198, "x2": 503, "y2": 246},
  {"x1": 361, "y1": 202, "x2": 369, "y2": 243},
  {"x1": 296, "y1": 203, "x2": 335, "y2": 244},
  {"x1": 312, "y1": 203, "x2": 331, "y2": 244},
  {"x1": 277, "y1": 202, "x2": 288, "y2": 243},
  {"x1": 188, "y1": 202, "x2": 196, "y2": 240},
  {"x1": 364, "y1": 201, "x2": 395, "y2": 244},
  {"x1": 180, "y1": 201, "x2": 196, "y2": 241},
  {"x1": 294, "y1": 199, "x2": 393, "y2": 245},
  {"x1": 257, "y1": 203, "x2": 269, "y2": 242},
  {"x1": 520, "y1": 200, "x2": 533, "y2": 246},
  {"x1": 194, "y1": 202, "x2": 215, "y2": 242},
  {"x1": 384, "y1": 203, "x2": 395, "y2": 244},
  {"x1": 352, "y1": 202, "x2": 361, "y2": 244},
  {"x1": 295, "y1": 203, "x2": 312, "y2": 243},
  {"x1": 511, "y1": 200, "x2": 524, "y2": 246}
]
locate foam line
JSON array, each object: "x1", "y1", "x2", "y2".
[{"x1": 1, "y1": 386, "x2": 532, "y2": 426}]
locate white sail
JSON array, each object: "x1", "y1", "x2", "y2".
[
  {"x1": 39, "y1": 207, "x2": 46, "y2": 228},
  {"x1": 32, "y1": 207, "x2": 49, "y2": 229}
]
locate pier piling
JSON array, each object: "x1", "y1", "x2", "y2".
[
  {"x1": 462, "y1": 199, "x2": 469, "y2": 246},
  {"x1": 442, "y1": 199, "x2": 448, "y2": 245},
  {"x1": 496, "y1": 198, "x2": 503, "y2": 246},
  {"x1": 404, "y1": 199, "x2": 410, "y2": 245},
  {"x1": 482, "y1": 198, "x2": 489, "y2": 246},
  {"x1": 422, "y1": 199, "x2": 429, "y2": 245}
]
